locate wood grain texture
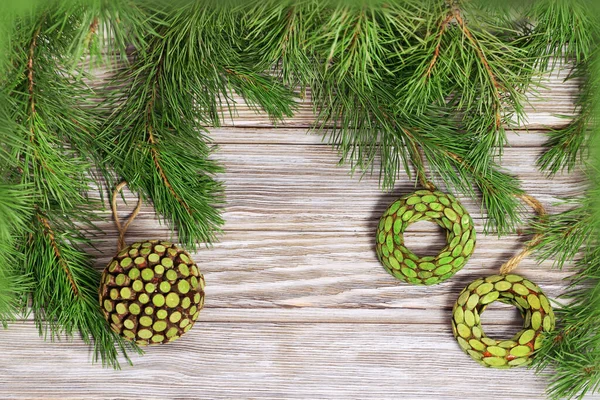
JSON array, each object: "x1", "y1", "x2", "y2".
[{"x1": 1, "y1": 66, "x2": 597, "y2": 399}]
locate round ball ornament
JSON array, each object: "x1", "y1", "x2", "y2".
[
  {"x1": 99, "y1": 240, "x2": 205, "y2": 345},
  {"x1": 451, "y1": 274, "x2": 555, "y2": 368},
  {"x1": 375, "y1": 190, "x2": 476, "y2": 285}
]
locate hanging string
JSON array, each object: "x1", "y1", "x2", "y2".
[
  {"x1": 111, "y1": 181, "x2": 143, "y2": 252},
  {"x1": 499, "y1": 194, "x2": 547, "y2": 275}
]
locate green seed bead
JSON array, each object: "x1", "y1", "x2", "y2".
[
  {"x1": 169, "y1": 311, "x2": 182, "y2": 323},
  {"x1": 115, "y1": 274, "x2": 126, "y2": 285},
  {"x1": 414, "y1": 203, "x2": 428, "y2": 212},
  {"x1": 468, "y1": 339, "x2": 485, "y2": 351},
  {"x1": 153, "y1": 321, "x2": 167, "y2": 332},
  {"x1": 512, "y1": 283, "x2": 529, "y2": 296},
  {"x1": 152, "y1": 294, "x2": 165, "y2": 307},
  {"x1": 120, "y1": 287, "x2": 132, "y2": 299},
  {"x1": 453, "y1": 307, "x2": 464, "y2": 324},
  {"x1": 466, "y1": 294, "x2": 479, "y2": 310},
  {"x1": 487, "y1": 346, "x2": 507, "y2": 357},
  {"x1": 124, "y1": 319, "x2": 135, "y2": 330},
  {"x1": 476, "y1": 283, "x2": 494, "y2": 296},
  {"x1": 388, "y1": 201, "x2": 401, "y2": 214},
  {"x1": 128, "y1": 268, "x2": 140, "y2": 280},
  {"x1": 160, "y1": 257, "x2": 173, "y2": 269},
  {"x1": 166, "y1": 327, "x2": 179, "y2": 338},
  {"x1": 152, "y1": 334, "x2": 165, "y2": 343},
  {"x1": 178, "y1": 263, "x2": 190, "y2": 277},
  {"x1": 495, "y1": 281, "x2": 512, "y2": 291},
  {"x1": 401, "y1": 267, "x2": 417, "y2": 278},
  {"x1": 483, "y1": 357, "x2": 507, "y2": 367},
  {"x1": 406, "y1": 196, "x2": 422, "y2": 205},
  {"x1": 108, "y1": 261, "x2": 118, "y2": 272},
  {"x1": 519, "y1": 329, "x2": 536, "y2": 345},
  {"x1": 141, "y1": 269, "x2": 154, "y2": 281},
  {"x1": 129, "y1": 303, "x2": 141, "y2": 315},
  {"x1": 505, "y1": 274, "x2": 523, "y2": 283},
  {"x1": 120, "y1": 257, "x2": 132, "y2": 268},
  {"x1": 480, "y1": 291, "x2": 499, "y2": 305},
  {"x1": 510, "y1": 345, "x2": 532, "y2": 357},
  {"x1": 457, "y1": 291, "x2": 469, "y2": 306},
  {"x1": 419, "y1": 262, "x2": 436, "y2": 271},
  {"x1": 159, "y1": 281, "x2": 171, "y2": 293},
  {"x1": 138, "y1": 329, "x2": 152, "y2": 339},
  {"x1": 145, "y1": 283, "x2": 156, "y2": 293},
  {"x1": 190, "y1": 276, "x2": 199, "y2": 289},
  {"x1": 166, "y1": 270, "x2": 178, "y2": 281},
  {"x1": 181, "y1": 297, "x2": 191, "y2": 309},
  {"x1": 384, "y1": 216, "x2": 393, "y2": 232},
  {"x1": 434, "y1": 264, "x2": 452, "y2": 276},
  {"x1": 115, "y1": 303, "x2": 127, "y2": 314}
]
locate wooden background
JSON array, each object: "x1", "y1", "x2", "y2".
[{"x1": 1, "y1": 66, "x2": 596, "y2": 399}]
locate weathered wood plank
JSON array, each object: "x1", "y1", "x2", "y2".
[
  {"x1": 0, "y1": 322, "x2": 573, "y2": 400},
  {"x1": 94, "y1": 139, "x2": 584, "y2": 233},
  {"x1": 80, "y1": 230, "x2": 570, "y2": 312},
  {"x1": 206, "y1": 128, "x2": 567, "y2": 146}
]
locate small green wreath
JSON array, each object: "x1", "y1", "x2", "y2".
[
  {"x1": 375, "y1": 190, "x2": 476, "y2": 285},
  {"x1": 451, "y1": 274, "x2": 555, "y2": 368}
]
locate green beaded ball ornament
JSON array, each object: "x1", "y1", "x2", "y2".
[
  {"x1": 375, "y1": 190, "x2": 476, "y2": 285},
  {"x1": 99, "y1": 240, "x2": 205, "y2": 345},
  {"x1": 451, "y1": 274, "x2": 555, "y2": 368}
]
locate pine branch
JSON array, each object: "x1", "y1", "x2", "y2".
[
  {"x1": 35, "y1": 210, "x2": 80, "y2": 296},
  {"x1": 453, "y1": 10, "x2": 502, "y2": 130},
  {"x1": 425, "y1": 12, "x2": 454, "y2": 78},
  {"x1": 0, "y1": 184, "x2": 33, "y2": 325},
  {"x1": 526, "y1": 0, "x2": 596, "y2": 70},
  {"x1": 100, "y1": 2, "x2": 294, "y2": 248},
  {"x1": 538, "y1": 61, "x2": 598, "y2": 174},
  {"x1": 531, "y1": 16, "x2": 600, "y2": 395},
  {"x1": 2, "y1": 8, "x2": 139, "y2": 367}
]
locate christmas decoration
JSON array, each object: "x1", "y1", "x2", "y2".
[
  {"x1": 99, "y1": 240, "x2": 205, "y2": 345},
  {"x1": 0, "y1": 0, "x2": 598, "y2": 397},
  {"x1": 451, "y1": 274, "x2": 555, "y2": 369},
  {"x1": 375, "y1": 189, "x2": 475, "y2": 285},
  {"x1": 98, "y1": 182, "x2": 205, "y2": 345},
  {"x1": 452, "y1": 194, "x2": 555, "y2": 368}
]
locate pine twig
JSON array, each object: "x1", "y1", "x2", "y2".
[
  {"x1": 27, "y1": 23, "x2": 42, "y2": 116},
  {"x1": 453, "y1": 11, "x2": 502, "y2": 129},
  {"x1": 144, "y1": 51, "x2": 193, "y2": 216},
  {"x1": 34, "y1": 211, "x2": 79, "y2": 296},
  {"x1": 425, "y1": 12, "x2": 454, "y2": 78}
]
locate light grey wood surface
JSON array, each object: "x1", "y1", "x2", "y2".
[{"x1": 0, "y1": 67, "x2": 595, "y2": 399}]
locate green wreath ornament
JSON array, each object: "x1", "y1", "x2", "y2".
[{"x1": 375, "y1": 190, "x2": 476, "y2": 285}]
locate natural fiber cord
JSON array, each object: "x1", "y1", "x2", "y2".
[
  {"x1": 499, "y1": 194, "x2": 547, "y2": 275},
  {"x1": 111, "y1": 181, "x2": 143, "y2": 252}
]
